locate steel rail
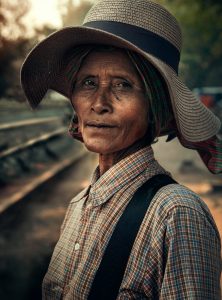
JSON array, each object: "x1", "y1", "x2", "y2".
[
  {"x1": 0, "y1": 127, "x2": 67, "y2": 159},
  {"x1": 0, "y1": 116, "x2": 62, "y2": 131},
  {"x1": 0, "y1": 148, "x2": 86, "y2": 214}
]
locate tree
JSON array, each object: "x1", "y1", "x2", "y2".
[
  {"x1": 156, "y1": 0, "x2": 222, "y2": 88},
  {"x1": 0, "y1": 0, "x2": 30, "y2": 43},
  {"x1": 0, "y1": 0, "x2": 56, "y2": 100},
  {"x1": 0, "y1": 0, "x2": 30, "y2": 99},
  {"x1": 59, "y1": 0, "x2": 93, "y2": 26}
]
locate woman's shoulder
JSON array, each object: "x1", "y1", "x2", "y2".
[
  {"x1": 147, "y1": 182, "x2": 221, "y2": 240},
  {"x1": 150, "y1": 181, "x2": 217, "y2": 228},
  {"x1": 153, "y1": 182, "x2": 207, "y2": 213}
]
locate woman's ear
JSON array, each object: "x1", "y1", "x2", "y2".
[{"x1": 68, "y1": 112, "x2": 84, "y2": 142}]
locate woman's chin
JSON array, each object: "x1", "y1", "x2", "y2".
[
  {"x1": 84, "y1": 143, "x2": 112, "y2": 155},
  {"x1": 83, "y1": 138, "x2": 118, "y2": 155}
]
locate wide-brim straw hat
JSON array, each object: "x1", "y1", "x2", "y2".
[{"x1": 21, "y1": 0, "x2": 221, "y2": 163}]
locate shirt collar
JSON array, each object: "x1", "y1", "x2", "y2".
[{"x1": 89, "y1": 146, "x2": 156, "y2": 207}]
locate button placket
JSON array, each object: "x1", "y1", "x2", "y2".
[{"x1": 72, "y1": 202, "x2": 94, "y2": 264}]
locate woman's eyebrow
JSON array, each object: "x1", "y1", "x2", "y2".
[
  {"x1": 112, "y1": 76, "x2": 131, "y2": 81},
  {"x1": 111, "y1": 73, "x2": 143, "y2": 84},
  {"x1": 108, "y1": 74, "x2": 136, "y2": 83},
  {"x1": 76, "y1": 74, "x2": 98, "y2": 80}
]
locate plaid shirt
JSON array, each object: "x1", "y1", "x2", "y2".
[{"x1": 42, "y1": 146, "x2": 221, "y2": 299}]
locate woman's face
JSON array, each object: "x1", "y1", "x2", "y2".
[{"x1": 71, "y1": 49, "x2": 149, "y2": 154}]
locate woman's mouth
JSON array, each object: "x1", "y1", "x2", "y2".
[{"x1": 86, "y1": 122, "x2": 117, "y2": 129}]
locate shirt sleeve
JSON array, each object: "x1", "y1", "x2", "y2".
[{"x1": 160, "y1": 205, "x2": 222, "y2": 300}]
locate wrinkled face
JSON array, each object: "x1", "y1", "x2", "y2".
[{"x1": 71, "y1": 50, "x2": 149, "y2": 154}]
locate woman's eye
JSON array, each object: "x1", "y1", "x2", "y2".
[
  {"x1": 82, "y1": 79, "x2": 96, "y2": 89},
  {"x1": 113, "y1": 80, "x2": 132, "y2": 90}
]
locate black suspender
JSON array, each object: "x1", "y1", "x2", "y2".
[{"x1": 88, "y1": 174, "x2": 177, "y2": 300}]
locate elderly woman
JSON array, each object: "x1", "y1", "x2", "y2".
[{"x1": 21, "y1": 0, "x2": 222, "y2": 299}]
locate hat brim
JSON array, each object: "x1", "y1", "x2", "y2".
[{"x1": 21, "y1": 26, "x2": 221, "y2": 142}]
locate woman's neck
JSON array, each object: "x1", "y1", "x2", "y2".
[
  {"x1": 99, "y1": 153, "x2": 117, "y2": 176},
  {"x1": 98, "y1": 136, "x2": 150, "y2": 176}
]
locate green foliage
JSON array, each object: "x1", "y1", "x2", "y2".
[{"x1": 156, "y1": 0, "x2": 222, "y2": 88}]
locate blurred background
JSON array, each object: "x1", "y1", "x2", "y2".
[{"x1": 0, "y1": 0, "x2": 222, "y2": 299}]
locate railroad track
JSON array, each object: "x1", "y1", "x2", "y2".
[
  {"x1": 0, "y1": 109, "x2": 85, "y2": 213},
  {"x1": 0, "y1": 121, "x2": 67, "y2": 159}
]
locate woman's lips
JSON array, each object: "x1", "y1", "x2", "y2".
[{"x1": 86, "y1": 121, "x2": 117, "y2": 129}]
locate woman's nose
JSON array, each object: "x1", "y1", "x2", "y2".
[{"x1": 91, "y1": 86, "x2": 113, "y2": 114}]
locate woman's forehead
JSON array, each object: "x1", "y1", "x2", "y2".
[{"x1": 77, "y1": 49, "x2": 142, "y2": 78}]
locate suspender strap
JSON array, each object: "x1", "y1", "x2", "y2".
[{"x1": 88, "y1": 174, "x2": 177, "y2": 300}]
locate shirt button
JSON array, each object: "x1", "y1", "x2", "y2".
[
  {"x1": 75, "y1": 243, "x2": 80, "y2": 251},
  {"x1": 64, "y1": 285, "x2": 70, "y2": 295}
]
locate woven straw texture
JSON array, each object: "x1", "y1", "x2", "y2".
[{"x1": 84, "y1": 0, "x2": 182, "y2": 51}]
